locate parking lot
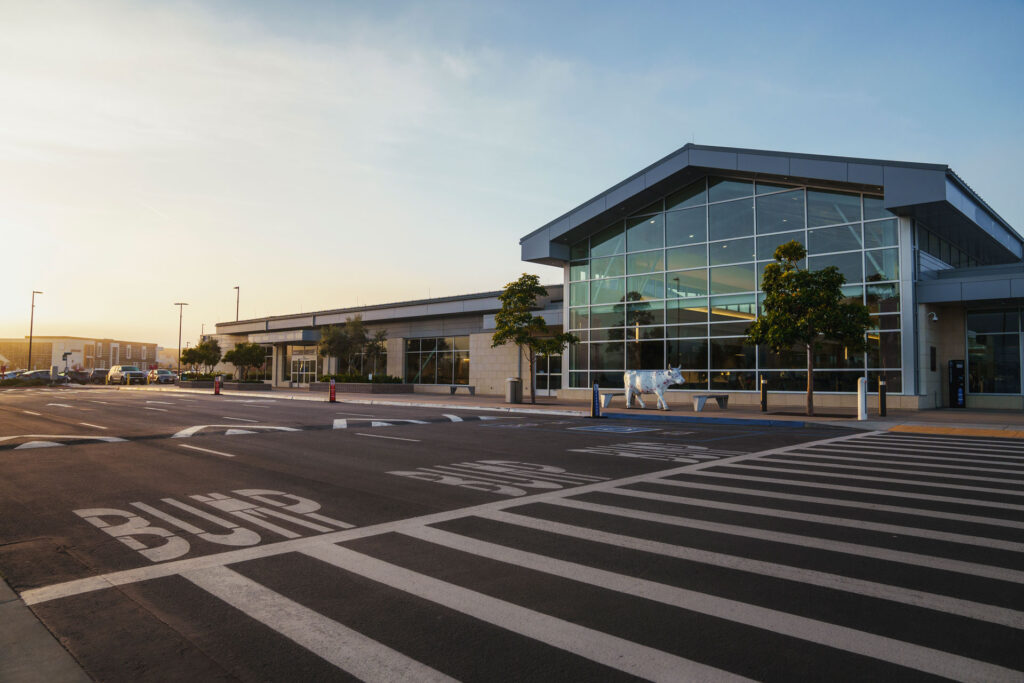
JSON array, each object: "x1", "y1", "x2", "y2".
[{"x1": 1, "y1": 385, "x2": 1022, "y2": 681}]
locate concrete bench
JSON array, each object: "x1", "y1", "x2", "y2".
[
  {"x1": 449, "y1": 385, "x2": 476, "y2": 396},
  {"x1": 693, "y1": 394, "x2": 729, "y2": 411},
  {"x1": 600, "y1": 391, "x2": 625, "y2": 408}
]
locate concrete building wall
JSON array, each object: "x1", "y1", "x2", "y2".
[{"x1": 467, "y1": 333, "x2": 520, "y2": 396}]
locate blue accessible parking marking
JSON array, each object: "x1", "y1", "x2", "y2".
[{"x1": 567, "y1": 425, "x2": 659, "y2": 434}]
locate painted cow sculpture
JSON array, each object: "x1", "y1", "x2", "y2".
[{"x1": 624, "y1": 366, "x2": 685, "y2": 411}]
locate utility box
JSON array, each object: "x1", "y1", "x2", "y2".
[
  {"x1": 505, "y1": 377, "x2": 523, "y2": 404},
  {"x1": 948, "y1": 359, "x2": 966, "y2": 408}
]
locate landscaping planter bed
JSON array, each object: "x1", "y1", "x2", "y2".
[
  {"x1": 222, "y1": 382, "x2": 272, "y2": 391},
  {"x1": 308, "y1": 382, "x2": 413, "y2": 394}
]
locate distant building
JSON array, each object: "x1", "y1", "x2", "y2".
[{"x1": 0, "y1": 336, "x2": 160, "y2": 371}]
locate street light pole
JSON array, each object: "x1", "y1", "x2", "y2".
[
  {"x1": 174, "y1": 302, "x2": 188, "y2": 377},
  {"x1": 28, "y1": 291, "x2": 43, "y2": 370},
  {"x1": 234, "y1": 286, "x2": 240, "y2": 321}
]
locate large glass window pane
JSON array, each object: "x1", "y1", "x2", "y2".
[
  {"x1": 864, "y1": 218, "x2": 898, "y2": 248},
  {"x1": 591, "y1": 328, "x2": 624, "y2": 341},
  {"x1": 757, "y1": 231, "x2": 805, "y2": 260},
  {"x1": 756, "y1": 181, "x2": 796, "y2": 194},
  {"x1": 590, "y1": 255, "x2": 625, "y2": 279},
  {"x1": 968, "y1": 311, "x2": 1020, "y2": 334},
  {"x1": 708, "y1": 199, "x2": 754, "y2": 240},
  {"x1": 454, "y1": 336, "x2": 469, "y2": 351},
  {"x1": 405, "y1": 339, "x2": 420, "y2": 353},
  {"x1": 437, "y1": 337, "x2": 453, "y2": 352},
  {"x1": 708, "y1": 178, "x2": 752, "y2": 202},
  {"x1": 667, "y1": 244, "x2": 706, "y2": 270},
  {"x1": 710, "y1": 263, "x2": 755, "y2": 294},
  {"x1": 760, "y1": 370, "x2": 807, "y2": 391},
  {"x1": 436, "y1": 353, "x2": 454, "y2": 384},
  {"x1": 867, "y1": 331, "x2": 901, "y2": 369},
  {"x1": 756, "y1": 189, "x2": 804, "y2": 234},
  {"x1": 570, "y1": 261, "x2": 589, "y2": 281},
  {"x1": 590, "y1": 222, "x2": 625, "y2": 257},
  {"x1": 708, "y1": 335, "x2": 757, "y2": 368},
  {"x1": 815, "y1": 339, "x2": 864, "y2": 369},
  {"x1": 627, "y1": 340, "x2": 665, "y2": 370},
  {"x1": 626, "y1": 274, "x2": 664, "y2": 301},
  {"x1": 419, "y1": 354, "x2": 437, "y2": 384},
  {"x1": 864, "y1": 284, "x2": 899, "y2": 315},
  {"x1": 626, "y1": 300, "x2": 664, "y2": 327},
  {"x1": 420, "y1": 338, "x2": 436, "y2": 352},
  {"x1": 813, "y1": 371, "x2": 862, "y2": 393},
  {"x1": 626, "y1": 214, "x2": 664, "y2": 252},
  {"x1": 405, "y1": 353, "x2": 420, "y2": 383},
  {"x1": 570, "y1": 282, "x2": 588, "y2": 307},
  {"x1": 666, "y1": 269, "x2": 707, "y2": 298},
  {"x1": 709, "y1": 237, "x2": 755, "y2": 266},
  {"x1": 590, "y1": 304, "x2": 624, "y2": 328},
  {"x1": 807, "y1": 189, "x2": 861, "y2": 227},
  {"x1": 868, "y1": 371, "x2": 901, "y2": 393},
  {"x1": 709, "y1": 321, "x2": 751, "y2": 336},
  {"x1": 667, "y1": 339, "x2": 708, "y2": 369},
  {"x1": 807, "y1": 224, "x2": 862, "y2": 254},
  {"x1": 709, "y1": 294, "x2": 756, "y2": 323},
  {"x1": 711, "y1": 371, "x2": 756, "y2": 391},
  {"x1": 667, "y1": 298, "x2": 708, "y2": 325},
  {"x1": 627, "y1": 250, "x2": 664, "y2": 274},
  {"x1": 665, "y1": 206, "x2": 707, "y2": 246},
  {"x1": 808, "y1": 252, "x2": 862, "y2": 284},
  {"x1": 630, "y1": 198, "x2": 663, "y2": 216},
  {"x1": 570, "y1": 240, "x2": 588, "y2": 260},
  {"x1": 865, "y1": 248, "x2": 899, "y2": 282},
  {"x1": 569, "y1": 307, "x2": 589, "y2": 330},
  {"x1": 759, "y1": 344, "x2": 805, "y2": 369},
  {"x1": 591, "y1": 277, "x2": 625, "y2": 304},
  {"x1": 569, "y1": 343, "x2": 588, "y2": 371},
  {"x1": 454, "y1": 351, "x2": 470, "y2": 384},
  {"x1": 666, "y1": 179, "x2": 706, "y2": 210},
  {"x1": 667, "y1": 324, "x2": 708, "y2": 338},
  {"x1": 863, "y1": 196, "x2": 892, "y2": 221},
  {"x1": 968, "y1": 333, "x2": 1020, "y2": 393},
  {"x1": 590, "y1": 342, "x2": 624, "y2": 371}
]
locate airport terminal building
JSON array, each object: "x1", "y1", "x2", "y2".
[{"x1": 217, "y1": 144, "x2": 1024, "y2": 410}]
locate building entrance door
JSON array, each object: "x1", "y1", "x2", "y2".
[
  {"x1": 534, "y1": 353, "x2": 562, "y2": 397},
  {"x1": 289, "y1": 346, "x2": 318, "y2": 386}
]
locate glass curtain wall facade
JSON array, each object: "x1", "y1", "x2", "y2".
[
  {"x1": 405, "y1": 336, "x2": 470, "y2": 385},
  {"x1": 967, "y1": 310, "x2": 1021, "y2": 395},
  {"x1": 568, "y1": 176, "x2": 902, "y2": 392}
]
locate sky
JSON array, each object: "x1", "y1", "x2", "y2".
[{"x1": 1, "y1": 0, "x2": 1022, "y2": 348}]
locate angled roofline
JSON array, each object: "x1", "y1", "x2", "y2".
[{"x1": 520, "y1": 143, "x2": 1021, "y2": 266}]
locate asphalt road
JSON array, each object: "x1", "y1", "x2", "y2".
[{"x1": 0, "y1": 386, "x2": 1021, "y2": 681}]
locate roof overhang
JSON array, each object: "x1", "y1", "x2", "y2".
[{"x1": 521, "y1": 144, "x2": 1021, "y2": 266}]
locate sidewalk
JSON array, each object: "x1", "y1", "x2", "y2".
[
  {"x1": 117, "y1": 384, "x2": 1024, "y2": 437},
  {"x1": 0, "y1": 577, "x2": 89, "y2": 683}
]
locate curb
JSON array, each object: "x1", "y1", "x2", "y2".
[{"x1": 0, "y1": 578, "x2": 90, "y2": 682}]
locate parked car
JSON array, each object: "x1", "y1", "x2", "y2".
[
  {"x1": 19, "y1": 369, "x2": 70, "y2": 384},
  {"x1": 88, "y1": 369, "x2": 110, "y2": 384},
  {"x1": 106, "y1": 365, "x2": 148, "y2": 385},
  {"x1": 1, "y1": 369, "x2": 25, "y2": 380},
  {"x1": 67, "y1": 369, "x2": 92, "y2": 384},
  {"x1": 147, "y1": 369, "x2": 177, "y2": 384}
]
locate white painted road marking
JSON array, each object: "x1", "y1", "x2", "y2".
[
  {"x1": 332, "y1": 419, "x2": 347, "y2": 430},
  {"x1": 179, "y1": 444, "x2": 237, "y2": 458},
  {"x1": 172, "y1": 425, "x2": 300, "y2": 438},
  {"x1": 221, "y1": 416, "x2": 259, "y2": 423},
  {"x1": 182, "y1": 565, "x2": 456, "y2": 683},
  {"x1": 15, "y1": 441, "x2": 63, "y2": 449},
  {"x1": 143, "y1": 407, "x2": 168, "y2": 412},
  {"x1": 21, "y1": 410, "x2": 41, "y2": 416},
  {"x1": 79, "y1": 423, "x2": 108, "y2": 430},
  {"x1": 303, "y1": 543, "x2": 751, "y2": 683},
  {"x1": 442, "y1": 414, "x2": 463, "y2": 422},
  {"x1": 46, "y1": 403, "x2": 73, "y2": 408},
  {"x1": 146, "y1": 401, "x2": 175, "y2": 405},
  {"x1": 334, "y1": 411, "x2": 377, "y2": 417},
  {"x1": 356, "y1": 433, "x2": 421, "y2": 442}
]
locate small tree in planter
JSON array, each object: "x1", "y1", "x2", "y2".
[
  {"x1": 747, "y1": 241, "x2": 871, "y2": 416},
  {"x1": 492, "y1": 273, "x2": 578, "y2": 404},
  {"x1": 223, "y1": 342, "x2": 266, "y2": 380},
  {"x1": 365, "y1": 329, "x2": 388, "y2": 376},
  {"x1": 195, "y1": 339, "x2": 222, "y2": 375},
  {"x1": 318, "y1": 315, "x2": 369, "y2": 375}
]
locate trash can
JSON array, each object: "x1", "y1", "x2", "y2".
[{"x1": 505, "y1": 377, "x2": 523, "y2": 404}]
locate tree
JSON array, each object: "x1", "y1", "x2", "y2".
[
  {"x1": 492, "y1": 273, "x2": 579, "y2": 404},
  {"x1": 747, "y1": 241, "x2": 872, "y2": 416},
  {"x1": 223, "y1": 342, "x2": 266, "y2": 380},
  {"x1": 365, "y1": 329, "x2": 388, "y2": 376},
  {"x1": 318, "y1": 315, "x2": 369, "y2": 375},
  {"x1": 179, "y1": 346, "x2": 201, "y2": 374},
  {"x1": 195, "y1": 339, "x2": 222, "y2": 374}
]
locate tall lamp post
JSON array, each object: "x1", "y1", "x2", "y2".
[
  {"x1": 28, "y1": 290, "x2": 43, "y2": 370},
  {"x1": 234, "y1": 286, "x2": 240, "y2": 321},
  {"x1": 174, "y1": 302, "x2": 188, "y2": 377}
]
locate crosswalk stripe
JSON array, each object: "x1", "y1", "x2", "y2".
[
  {"x1": 181, "y1": 565, "x2": 455, "y2": 682},
  {"x1": 871, "y1": 433, "x2": 1024, "y2": 448},
  {"x1": 823, "y1": 442, "x2": 1024, "y2": 463},
  {"x1": 478, "y1": 510, "x2": 1024, "y2": 629},
  {"x1": 650, "y1": 478, "x2": 1024, "y2": 531},
  {"x1": 730, "y1": 463, "x2": 1024, "y2": 498},
  {"x1": 758, "y1": 457, "x2": 1024, "y2": 485},
  {"x1": 401, "y1": 525, "x2": 1023, "y2": 680},
  {"x1": 795, "y1": 448, "x2": 1024, "y2": 472},
  {"x1": 548, "y1": 498, "x2": 1024, "y2": 584},
  {"x1": 301, "y1": 542, "x2": 752, "y2": 683},
  {"x1": 685, "y1": 469, "x2": 1024, "y2": 514},
  {"x1": 605, "y1": 486, "x2": 1024, "y2": 552},
  {"x1": 855, "y1": 436, "x2": 1024, "y2": 454}
]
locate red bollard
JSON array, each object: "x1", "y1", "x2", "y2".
[
  {"x1": 214, "y1": 376, "x2": 221, "y2": 395},
  {"x1": 329, "y1": 378, "x2": 336, "y2": 403}
]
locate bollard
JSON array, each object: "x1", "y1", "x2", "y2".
[
  {"x1": 857, "y1": 376, "x2": 866, "y2": 420},
  {"x1": 878, "y1": 379, "x2": 887, "y2": 417},
  {"x1": 214, "y1": 376, "x2": 221, "y2": 395},
  {"x1": 329, "y1": 377, "x2": 336, "y2": 403},
  {"x1": 760, "y1": 377, "x2": 768, "y2": 413},
  {"x1": 591, "y1": 382, "x2": 601, "y2": 418}
]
